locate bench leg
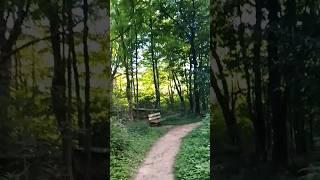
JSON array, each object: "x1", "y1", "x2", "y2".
[{"x1": 149, "y1": 122, "x2": 160, "y2": 127}]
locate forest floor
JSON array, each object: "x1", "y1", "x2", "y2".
[{"x1": 133, "y1": 122, "x2": 201, "y2": 180}]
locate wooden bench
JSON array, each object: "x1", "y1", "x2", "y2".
[{"x1": 148, "y1": 112, "x2": 161, "y2": 126}]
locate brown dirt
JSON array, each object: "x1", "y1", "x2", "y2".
[{"x1": 133, "y1": 122, "x2": 201, "y2": 180}]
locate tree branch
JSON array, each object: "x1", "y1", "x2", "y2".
[
  {"x1": 9, "y1": 35, "x2": 52, "y2": 56},
  {"x1": 5, "y1": 0, "x2": 31, "y2": 53},
  {"x1": 211, "y1": 45, "x2": 230, "y2": 102}
]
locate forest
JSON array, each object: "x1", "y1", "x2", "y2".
[
  {"x1": 0, "y1": 0, "x2": 111, "y2": 179},
  {"x1": 110, "y1": 0, "x2": 210, "y2": 179},
  {"x1": 210, "y1": 0, "x2": 320, "y2": 179},
  {"x1": 0, "y1": 0, "x2": 210, "y2": 179},
  {"x1": 111, "y1": 0, "x2": 209, "y2": 114},
  {"x1": 4, "y1": 0, "x2": 320, "y2": 179}
]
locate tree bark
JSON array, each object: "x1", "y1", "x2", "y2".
[
  {"x1": 210, "y1": 44, "x2": 240, "y2": 145},
  {"x1": 130, "y1": 39, "x2": 136, "y2": 106},
  {"x1": 105, "y1": 1, "x2": 111, "y2": 177},
  {"x1": 172, "y1": 71, "x2": 185, "y2": 110},
  {"x1": 188, "y1": 55, "x2": 194, "y2": 113},
  {"x1": 210, "y1": 68, "x2": 240, "y2": 145},
  {"x1": 31, "y1": 45, "x2": 36, "y2": 99},
  {"x1": 267, "y1": 0, "x2": 288, "y2": 167},
  {"x1": 67, "y1": 0, "x2": 83, "y2": 129},
  {"x1": 135, "y1": 27, "x2": 139, "y2": 105},
  {"x1": 82, "y1": 0, "x2": 92, "y2": 178},
  {"x1": 191, "y1": 0, "x2": 200, "y2": 115},
  {"x1": 149, "y1": 18, "x2": 160, "y2": 109},
  {"x1": 46, "y1": 2, "x2": 73, "y2": 178},
  {"x1": 253, "y1": 0, "x2": 266, "y2": 159},
  {"x1": 120, "y1": 34, "x2": 133, "y2": 120},
  {"x1": 62, "y1": 1, "x2": 74, "y2": 178}
]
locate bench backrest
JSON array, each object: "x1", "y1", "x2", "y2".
[{"x1": 148, "y1": 112, "x2": 161, "y2": 122}]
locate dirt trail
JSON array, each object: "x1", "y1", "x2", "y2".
[{"x1": 133, "y1": 122, "x2": 200, "y2": 180}]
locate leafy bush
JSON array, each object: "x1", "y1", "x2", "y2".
[
  {"x1": 174, "y1": 115, "x2": 210, "y2": 180},
  {"x1": 110, "y1": 117, "x2": 130, "y2": 155}
]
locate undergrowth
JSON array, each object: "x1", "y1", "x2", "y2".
[
  {"x1": 161, "y1": 113, "x2": 202, "y2": 126},
  {"x1": 174, "y1": 115, "x2": 210, "y2": 180}
]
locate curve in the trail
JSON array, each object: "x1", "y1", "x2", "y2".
[{"x1": 133, "y1": 122, "x2": 200, "y2": 180}]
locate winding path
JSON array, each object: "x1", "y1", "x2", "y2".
[{"x1": 133, "y1": 122, "x2": 200, "y2": 180}]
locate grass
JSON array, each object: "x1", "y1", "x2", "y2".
[
  {"x1": 174, "y1": 115, "x2": 210, "y2": 180},
  {"x1": 161, "y1": 113, "x2": 202, "y2": 126},
  {"x1": 110, "y1": 119, "x2": 170, "y2": 180}
]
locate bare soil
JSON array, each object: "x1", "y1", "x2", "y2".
[{"x1": 133, "y1": 122, "x2": 200, "y2": 180}]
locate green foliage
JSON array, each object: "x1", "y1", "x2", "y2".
[
  {"x1": 174, "y1": 115, "x2": 210, "y2": 180},
  {"x1": 161, "y1": 114, "x2": 202, "y2": 126},
  {"x1": 111, "y1": 0, "x2": 209, "y2": 113},
  {"x1": 110, "y1": 117, "x2": 130, "y2": 155},
  {"x1": 212, "y1": 104, "x2": 255, "y2": 153},
  {"x1": 110, "y1": 118, "x2": 170, "y2": 180},
  {"x1": 8, "y1": 89, "x2": 59, "y2": 142},
  {"x1": 211, "y1": 106, "x2": 227, "y2": 151}
]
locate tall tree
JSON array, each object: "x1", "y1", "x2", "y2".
[
  {"x1": 41, "y1": 0, "x2": 73, "y2": 178},
  {"x1": 149, "y1": 17, "x2": 160, "y2": 109},
  {"x1": 82, "y1": 0, "x2": 93, "y2": 178},
  {"x1": 67, "y1": 0, "x2": 83, "y2": 129},
  {"x1": 267, "y1": 0, "x2": 288, "y2": 167},
  {"x1": 0, "y1": 0, "x2": 31, "y2": 145},
  {"x1": 252, "y1": 0, "x2": 266, "y2": 159}
]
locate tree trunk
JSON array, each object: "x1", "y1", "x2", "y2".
[
  {"x1": 130, "y1": 39, "x2": 136, "y2": 106},
  {"x1": 210, "y1": 67, "x2": 240, "y2": 146},
  {"x1": 168, "y1": 77, "x2": 174, "y2": 110},
  {"x1": 67, "y1": 0, "x2": 83, "y2": 129},
  {"x1": 83, "y1": 0, "x2": 92, "y2": 178},
  {"x1": 135, "y1": 28, "x2": 139, "y2": 105},
  {"x1": 267, "y1": 0, "x2": 288, "y2": 168},
  {"x1": 47, "y1": 4, "x2": 73, "y2": 178},
  {"x1": 105, "y1": 1, "x2": 111, "y2": 177},
  {"x1": 149, "y1": 18, "x2": 160, "y2": 109},
  {"x1": 193, "y1": 53, "x2": 200, "y2": 115},
  {"x1": 31, "y1": 45, "x2": 36, "y2": 99},
  {"x1": 253, "y1": 0, "x2": 266, "y2": 160},
  {"x1": 14, "y1": 50, "x2": 19, "y2": 90},
  {"x1": 120, "y1": 35, "x2": 133, "y2": 120},
  {"x1": 62, "y1": 1, "x2": 74, "y2": 178},
  {"x1": 0, "y1": 56, "x2": 12, "y2": 145},
  {"x1": 172, "y1": 71, "x2": 185, "y2": 111},
  {"x1": 155, "y1": 54, "x2": 160, "y2": 109},
  {"x1": 210, "y1": 14, "x2": 241, "y2": 144},
  {"x1": 188, "y1": 55, "x2": 194, "y2": 113},
  {"x1": 190, "y1": 0, "x2": 200, "y2": 115},
  {"x1": 198, "y1": 52, "x2": 206, "y2": 113}
]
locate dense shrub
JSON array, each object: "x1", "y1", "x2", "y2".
[{"x1": 110, "y1": 117, "x2": 130, "y2": 155}]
